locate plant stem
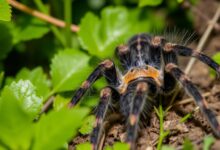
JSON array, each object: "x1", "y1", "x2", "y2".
[
  {"x1": 64, "y1": 0, "x2": 72, "y2": 48},
  {"x1": 33, "y1": 0, "x2": 66, "y2": 47},
  {"x1": 7, "y1": 0, "x2": 79, "y2": 32}
]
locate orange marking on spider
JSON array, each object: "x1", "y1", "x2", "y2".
[{"x1": 118, "y1": 65, "x2": 161, "y2": 93}]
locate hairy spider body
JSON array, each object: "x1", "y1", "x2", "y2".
[{"x1": 69, "y1": 33, "x2": 220, "y2": 150}]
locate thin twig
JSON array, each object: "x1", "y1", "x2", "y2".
[
  {"x1": 40, "y1": 96, "x2": 55, "y2": 114},
  {"x1": 185, "y1": 5, "x2": 220, "y2": 74},
  {"x1": 7, "y1": 0, "x2": 79, "y2": 32},
  {"x1": 173, "y1": 92, "x2": 211, "y2": 106}
]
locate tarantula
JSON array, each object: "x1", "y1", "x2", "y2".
[{"x1": 68, "y1": 33, "x2": 220, "y2": 150}]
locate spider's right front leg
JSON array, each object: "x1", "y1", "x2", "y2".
[{"x1": 68, "y1": 59, "x2": 120, "y2": 108}]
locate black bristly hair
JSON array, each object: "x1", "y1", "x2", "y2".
[{"x1": 69, "y1": 33, "x2": 220, "y2": 150}]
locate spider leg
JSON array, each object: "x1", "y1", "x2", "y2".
[
  {"x1": 163, "y1": 43, "x2": 220, "y2": 73},
  {"x1": 90, "y1": 87, "x2": 116, "y2": 150},
  {"x1": 116, "y1": 44, "x2": 131, "y2": 70},
  {"x1": 165, "y1": 63, "x2": 220, "y2": 137},
  {"x1": 121, "y1": 80, "x2": 158, "y2": 149},
  {"x1": 68, "y1": 59, "x2": 120, "y2": 107}
]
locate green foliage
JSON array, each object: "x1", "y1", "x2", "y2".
[
  {"x1": 79, "y1": 115, "x2": 95, "y2": 135},
  {"x1": 33, "y1": 108, "x2": 89, "y2": 150},
  {"x1": 105, "y1": 142, "x2": 129, "y2": 150},
  {"x1": 210, "y1": 52, "x2": 220, "y2": 77},
  {"x1": 203, "y1": 136, "x2": 215, "y2": 150},
  {"x1": 50, "y1": 49, "x2": 92, "y2": 93},
  {"x1": 139, "y1": 0, "x2": 163, "y2": 7},
  {"x1": 0, "y1": 22, "x2": 13, "y2": 61},
  {"x1": 12, "y1": 16, "x2": 50, "y2": 44},
  {"x1": 183, "y1": 139, "x2": 194, "y2": 150},
  {"x1": 161, "y1": 146, "x2": 175, "y2": 150},
  {"x1": 0, "y1": 0, "x2": 11, "y2": 21},
  {"x1": 0, "y1": 88, "x2": 89, "y2": 149},
  {"x1": 1, "y1": 80, "x2": 43, "y2": 118},
  {"x1": 79, "y1": 6, "x2": 164, "y2": 58},
  {"x1": 76, "y1": 142, "x2": 92, "y2": 150},
  {"x1": 15, "y1": 67, "x2": 50, "y2": 101}
]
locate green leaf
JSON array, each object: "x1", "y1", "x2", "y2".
[
  {"x1": 0, "y1": 0, "x2": 11, "y2": 21},
  {"x1": 50, "y1": 49, "x2": 92, "y2": 93},
  {"x1": 210, "y1": 52, "x2": 220, "y2": 77},
  {"x1": 0, "y1": 89, "x2": 33, "y2": 149},
  {"x1": 1, "y1": 80, "x2": 43, "y2": 118},
  {"x1": 79, "y1": 6, "x2": 164, "y2": 58},
  {"x1": 139, "y1": 0, "x2": 163, "y2": 7},
  {"x1": 203, "y1": 136, "x2": 215, "y2": 150},
  {"x1": 113, "y1": 142, "x2": 129, "y2": 150},
  {"x1": 12, "y1": 16, "x2": 50, "y2": 44},
  {"x1": 0, "y1": 22, "x2": 13, "y2": 60},
  {"x1": 16, "y1": 67, "x2": 50, "y2": 101},
  {"x1": 53, "y1": 94, "x2": 69, "y2": 111},
  {"x1": 33, "y1": 108, "x2": 89, "y2": 150},
  {"x1": 161, "y1": 145, "x2": 175, "y2": 150},
  {"x1": 183, "y1": 139, "x2": 194, "y2": 150},
  {"x1": 76, "y1": 142, "x2": 92, "y2": 150},
  {"x1": 79, "y1": 115, "x2": 95, "y2": 135}
]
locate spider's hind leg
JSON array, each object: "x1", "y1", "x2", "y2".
[{"x1": 165, "y1": 63, "x2": 220, "y2": 138}]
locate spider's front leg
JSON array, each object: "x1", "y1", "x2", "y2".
[
  {"x1": 163, "y1": 42, "x2": 220, "y2": 74},
  {"x1": 90, "y1": 87, "x2": 119, "y2": 150},
  {"x1": 165, "y1": 63, "x2": 220, "y2": 137},
  {"x1": 68, "y1": 59, "x2": 120, "y2": 107},
  {"x1": 121, "y1": 80, "x2": 158, "y2": 149}
]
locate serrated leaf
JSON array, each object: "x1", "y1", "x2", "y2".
[
  {"x1": 33, "y1": 108, "x2": 89, "y2": 150},
  {"x1": 0, "y1": 22, "x2": 13, "y2": 60},
  {"x1": 79, "y1": 6, "x2": 164, "y2": 58},
  {"x1": 13, "y1": 16, "x2": 50, "y2": 44},
  {"x1": 139, "y1": 0, "x2": 163, "y2": 7},
  {"x1": 50, "y1": 49, "x2": 92, "y2": 93},
  {"x1": 0, "y1": 0, "x2": 11, "y2": 21},
  {"x1": 203, "y1": 136, "x2": 215, "y2": 150},
  {"x1": 0, "y1": 89, "x2": 33, "y2": 149},
  {"x1": 1, "y1": 80, "x2": 43, "y2": 118},
  {"x1": 79, "y1": 115, "x2": 95, "y2": 135},
  {"x1": 16, "y1": 67, "x2": 50, "y2": 101},
  {"x1": 76, "y1": 142, "x2": 92, "y2": 150}
]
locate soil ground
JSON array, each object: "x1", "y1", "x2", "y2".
[{"x1": 70, "y1": 0, "x2": 220, "y2": 149}]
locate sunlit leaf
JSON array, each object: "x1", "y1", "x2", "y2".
[
  {"x1": 0, "y1": 0, "x2": 11, "y2": 21},
  {"x1": 203, "y1": 136, "x2": 215, "y2": 150},
  {"x1": 0, "y1": 89, "x2": 33, "y2": 149},
  {"x1": 33, "y1": 108, "x2": 89, "y2": 150},
  {"x1": 50, "y1": 49, "x2": 92, "y2": 93},
  {"x1": 139, "y1": 0, "x2": 163, "y2": 7},
  {"x1": 79, "y1": 6, "x2": 164, "y2": 58},
  {"x1": 16, "y1": 67, "x2": 50, "y2": 101},
  {"x1": 1, "y1": 80, "x2": 43, "y2": 118}
]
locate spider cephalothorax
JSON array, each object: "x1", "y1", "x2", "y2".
[{"x1": 69, "y1": 33, "x2": 220, "y2": 150}]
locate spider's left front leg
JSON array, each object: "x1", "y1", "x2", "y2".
[
  {"x1": 91, "y1": 87, "x2": 119, "y2": 150},
  {"x1": 165, "y1": 63, "x2": 220, "y2": 138},
  {"x1": 69, "y1": 59, "x2": 120, "y2": 107}
]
